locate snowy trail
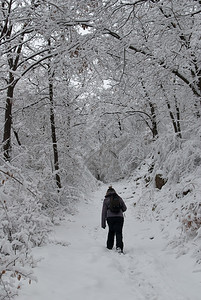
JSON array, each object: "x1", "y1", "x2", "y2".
[{"x1": 17, "y1": 181, "x2": 201, "y2": 300}]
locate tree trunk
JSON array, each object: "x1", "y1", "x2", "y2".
[
  {"x1": 174, "y1": 96, "x2": 182, "y2": 139},
  {"x1": 3, "y1": 73, "x2": 14, "y2": 161},
  {"x1": 161, "y1": 84, "x2": 182, "y2": 138},
  {"x1": 148, "y1": 101, "x2": 158, "y2": 139},
  {"x1": 141, "y1": 81, "x2": 158, "y2": 138},
  {"x1": 48, "y1": 51, "x2": 62, "y2": 190}
]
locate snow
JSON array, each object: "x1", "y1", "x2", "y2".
[{"x1": 16, "y1": 180, "x2": 201, "y2": 300}]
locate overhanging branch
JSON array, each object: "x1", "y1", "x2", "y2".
[{"x1": 104, "y1": 29, "x2": 201, "y2": 98}]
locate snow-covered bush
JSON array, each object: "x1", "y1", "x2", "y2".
[
  {"x1": 180, "y1": 203, "x2": 201, "y2": 238},
  {"x1": 0, "y1": 165, "x2": 52, "y2": 299},
  {"x1": 10, "y1": 143, "x2": 98, "y2": 221},
  {"x1": 132, "y1": 124, "x2": 201, "y2": 263},
  {"x1": 147, "y1": 124, "x2": 201, "y2": 187}
]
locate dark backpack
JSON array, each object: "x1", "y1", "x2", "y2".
[{"x1": 109, "y1": 194, "x2": 121, "y2": 213}]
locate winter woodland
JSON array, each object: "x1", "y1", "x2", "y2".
[{"x1": 0, "y1": 1, "x2": 201, "y2": 299}]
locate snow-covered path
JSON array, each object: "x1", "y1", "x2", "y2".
[{"x1": 17, "y1": 181, "x2": 201, "y2": 300}]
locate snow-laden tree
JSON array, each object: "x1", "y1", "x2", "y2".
[
  {"x1": 0, "y1": 0, "x2": 97, "y2": 161},
  {"x1": 92, "y1": 0, "x2": 201, "y2": 134}
]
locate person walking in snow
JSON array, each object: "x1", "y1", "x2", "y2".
[{"x1": 101, "y1": 186, "x2": 127, "y2": 253}]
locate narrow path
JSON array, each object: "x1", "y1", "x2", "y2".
[{"x1": 17, "y1": 181, "x2": 201, "y2": 300}]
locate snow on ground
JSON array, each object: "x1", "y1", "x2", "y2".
[{"x1": 16, "y1": 180, "x2": 201, "y2": 300}]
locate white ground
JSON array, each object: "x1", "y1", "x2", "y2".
[{"x1": 17, "y1": 180, "x2": 201, "y2": 300}]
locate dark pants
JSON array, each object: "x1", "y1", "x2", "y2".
[{"x1": 106, "y1": 217, "x2": 124, "y2": 250}]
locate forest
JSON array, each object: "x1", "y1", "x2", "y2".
[{"x1": 0, "y1": 1, "x2": 201, "y2": 299}]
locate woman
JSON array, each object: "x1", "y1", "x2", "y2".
[{"x1": 101, "y1": 186, "x2": 127, "y2": 253}]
